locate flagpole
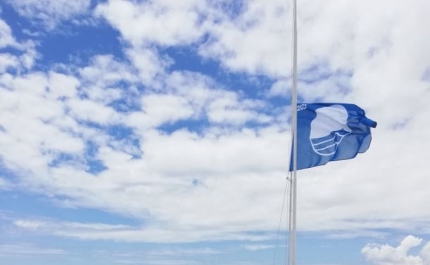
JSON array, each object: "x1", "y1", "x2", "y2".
[{"x1": 289, "y1": 0, "x2": 298, "y2": 264}]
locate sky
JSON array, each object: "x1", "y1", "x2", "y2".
[{"x1": 1, "y1": 0, "x2": 430, "y2": 264}]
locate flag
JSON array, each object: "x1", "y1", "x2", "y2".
[{"x1": 290, "y1": 103, "x2": 377, "y2": 171}]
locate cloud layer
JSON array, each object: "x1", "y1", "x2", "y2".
[{"x1": 1, "y1": 0, "x2": 430, "y2": 246}]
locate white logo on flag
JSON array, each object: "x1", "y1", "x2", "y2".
[{"x1": 310, "y1": 105, "x2": 351, "y2": 156}]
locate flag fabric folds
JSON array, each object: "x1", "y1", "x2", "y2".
[{"x1": 290, "y1": 103, "x2": 377, "y2": 171}]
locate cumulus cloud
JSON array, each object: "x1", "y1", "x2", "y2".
[
  {"x1": 362, "y1": 235, "x2": 430, "y2": 265},
  {"x1": 207, "y1": 94, "x2": 271, "y2": 125},
  {"x1": 6, "y1": 0, "x2": 92, "y2": 29},
  {"x1": 126, "y1": 93, "x2": 195, "y2": 130},
  {"x1": 79, "y1": 55, "x2": 138, "y2": 88},
  {"x1": 95, "y1": 0, "x2": 206, "y2": 47},
  {"x1": 268, "y1": 79, "x2": 290, "y2": 98},
  {"x1": 0, "y1": 18, "x2": 38, "y2": 71},
  {"x1": 0, "y1": 19, "x2": 18, "y2": 49},
  {"x1": 0, "y1": 54, "x2": 19, "y2": 73},
  {"x1": 200, "y1": 0, "x2": 291, "y2": 77}
]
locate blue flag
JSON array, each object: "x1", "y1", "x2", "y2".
[{"x1": 290, "y1": 103, "x2": 377, "y2": 171}]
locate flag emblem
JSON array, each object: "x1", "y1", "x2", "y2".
[{"x1": 310, "y1": 105, "x2": 351, "y2": 156}]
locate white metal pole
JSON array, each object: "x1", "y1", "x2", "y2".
[
  {"x1": 290, "y1": 0, "x2": 298, "y2": 264},
  {"x1": 287, "y1": 172, "x2": 293, "y2": 265}
]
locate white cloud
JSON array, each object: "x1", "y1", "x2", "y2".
[
  {"x1": 125, "y1": 47, "x2": 169, "y2": 87},
  {"x1": 79, "y1": 55, "x2": 138, "y2": 88},
  {"x1": 67, "y1": 98, "x2": 123, "y2": 125},
  {"x1": 0, "y1": 244, "x2": 67, "y2": 256},
  {"x1": 142, "y1": 126, "x2": 288, "y2": 177},
  {"x1": 0, "y1": 54, "x2": 19, "y2": 73},
  {"x1": 18, "y1": 42, "x2": 38, "y2": 69},
  {"x1": 7, "y1": 0, "x2": 92, "y2": 29},
  {"x1": 11, "y1": 218, "x2": 275, "y2": 243},
  {"x1": 206, "y1": 94, "x2": 271, "y2": 125},
  {"x1": 146, "y1": 247, "x2": 221, "y2": 256},
  {"x1": 0, "y1": 19, "x2": 38, "y2": 71},
  {"x1": 200, "y1": 0, "x2": 291, "y2": 77},
  {"x1": 268, "y1": 79, "x2": 289, "y2": 98},
  {"x1": 0, "y1": 73, "x2": 86, "y2": 173},
  {"x1": 298, "y1": 73, "x2": 351, "y2": 102},
  {"x1": 13, "y1": 219, "x2": 132, "y2": 232},
  {"x1": 95, "y1": 0, "x2": 206, "y2": 47},
  {"x1": 13, "y1": 220, "x2": 45, "y2": 230},
  {"x1": 241, "y1": 244, "x2": 275, "y2": 251},
  {"x1": 0, "y1": 19, "x2": 18, "y2": 49},
  {"x1": 362, "y1": 235, "x2": 430, "y2": 265},
  {"x1": 127, "y1": 93, "x2": 194, "y2": 130},
  {"x1": 48, "y1": 72, "x2": 79, "y2": 99},
  {"x1": 422, "y1": 243, "x2": 430, "y2": 263},
  {"x1": 94, "y1": 0, "x2": 208, "y2": 88}
]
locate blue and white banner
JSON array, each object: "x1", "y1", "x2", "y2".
[{"x1": 290, "y1": 103, "x2": 377, "y2": 171}]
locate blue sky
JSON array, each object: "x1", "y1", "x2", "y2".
[{"x1": 1, "y1": 0, "x2": 430, "y2": 264}]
